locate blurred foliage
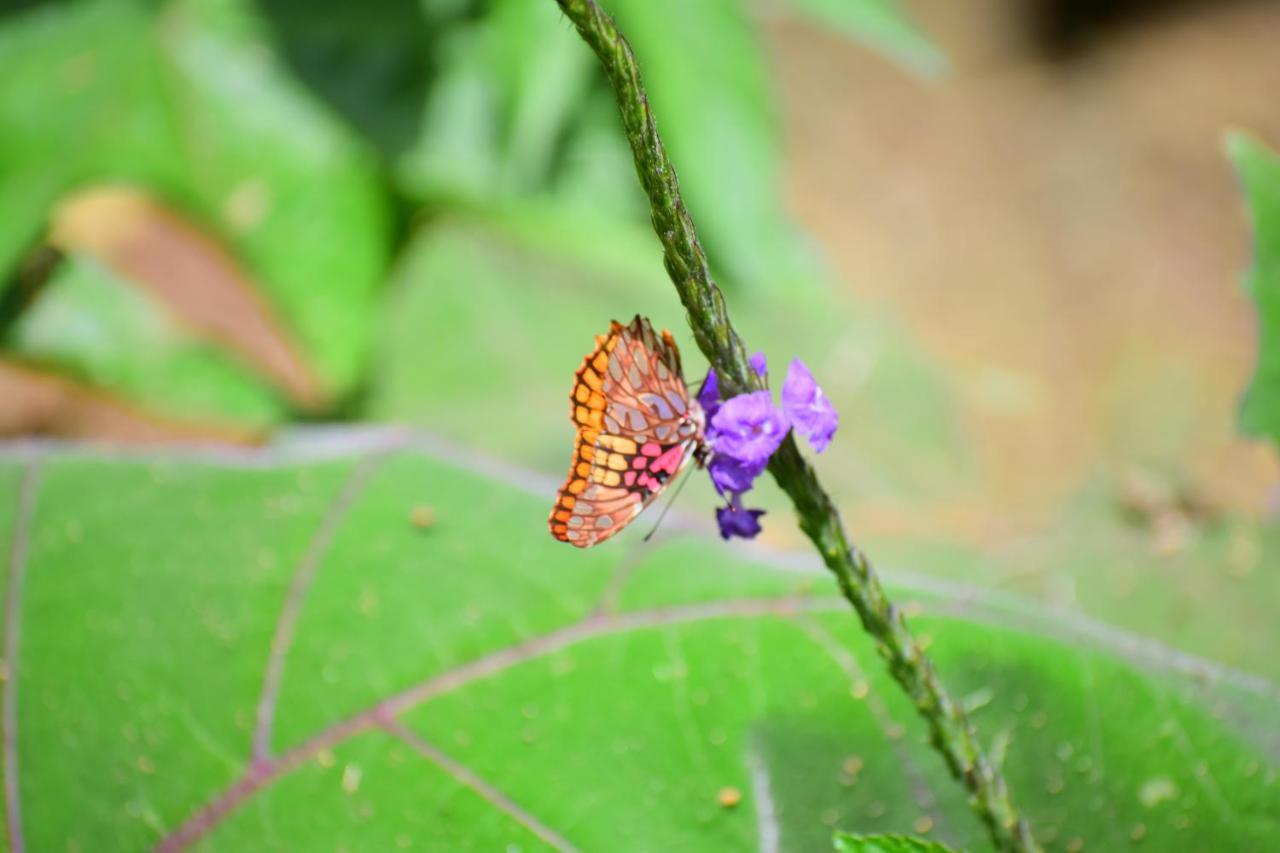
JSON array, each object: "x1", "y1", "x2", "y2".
[
  {"x1": 0, "y1": 0, "x2": 389, "y2": 411},
  {"x1": 788, "y1": 0, "x2": 945, "y2": 76},
  {"x1": 8, "y1": 251, "x2": 285, "y2": 432},
  {"x1": 1231, "y1": 133, "x2": 1280, "y2": 448},
  {"x1": 4, "y1": 446, "x2": 1276, "y2": 849},
  {"x1": 0, "y1": 0, "x2": 939, "y2": 433}
]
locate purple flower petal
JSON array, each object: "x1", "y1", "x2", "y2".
[
  {"x1": 749, "y1": 351, "x2": 768, "y2": 379},
  {"x1": 709, "y1": 391, "x2": 789, "y2": 466},
  {"x1": 716, "y1": 502, "x2": 765, "y2": 540},
  {"x1": 708, "y1": 453, "x2": 768, "y2": 496},
  {"x1": 782, "y1": 358, "x2": 838, "y2": 453},
  {"x1": 696, "y1": 368, "x2": 721, "y2": 420}
]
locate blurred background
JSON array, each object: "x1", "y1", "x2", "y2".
[{"x1": 2, "y1": 0, "x2": 1278, "y2": 681}]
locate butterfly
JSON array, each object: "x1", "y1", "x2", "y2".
[{"x1": 549, "y1": 315, "x2": 708, "y2": 547}]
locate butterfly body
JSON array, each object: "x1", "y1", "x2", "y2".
[{"x1": 549, "y1": 316, "x2": 706, "y2": 548}]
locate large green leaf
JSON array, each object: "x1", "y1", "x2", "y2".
[
  {"x1": 3, "y1": 434, "x2": 1276, "y2": 850},
  {"x1": 0, "y1": 0, "x2": 389, "y2": 406},
  {"x1": 1230, "y1": 133, "x2": 1280, "y2": 447}
]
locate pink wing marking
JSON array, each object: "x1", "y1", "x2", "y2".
[{"x1": 650, "y1": 445, "x2": 684, "y2": 476}]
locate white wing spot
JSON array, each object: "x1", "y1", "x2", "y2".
[{"x1": 642, "y1": 394, "x2": 674, "y2": 420}]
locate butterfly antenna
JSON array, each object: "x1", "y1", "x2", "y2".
[{"x1": 642, "y1": 465, "x2": 695, "y2": 542}]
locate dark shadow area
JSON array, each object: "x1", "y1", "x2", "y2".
[
  {"x1": 1025, "y1": 0, "x2": 1259, "y2": 58},
  {"x1": 0, "y1": 0, "x2": 63, "y2": 23},
  {"x1": 0, "y1": 243, "x2": 59, "y2": 345},
  {"x1": 254, "y1": 0, "x2": 458, "y2": 163}
]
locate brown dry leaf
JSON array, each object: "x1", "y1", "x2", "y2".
[
  {"x1": 0, "y1": 360, "x2": 260, "y2": 445},
  {"x1": 48, "y1": 185, "x2": 324, "y2": 410}
]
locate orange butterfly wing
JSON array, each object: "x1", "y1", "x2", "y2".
[{"x1": 549, "y1": 316, "x2": 704, "y2": 548}]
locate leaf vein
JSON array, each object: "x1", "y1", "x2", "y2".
[
  {"x1": 252, "y1": 453, "x2": 387, "y2": 761},
  {"x1": 382, "y1": 719, "x2": 577, "y2": 851},
  {"x1": 156, "y1": 596, "x2": 820, "y2": 850}
]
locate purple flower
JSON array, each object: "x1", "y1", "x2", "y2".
[
  {"x1": 699, "y1": 353, "x2": 838, "y2": 544},
  {"x1": 697, "y1": 368, "x2": 721, "y2": 420},
  {"x1": 716, "y1": 500, "x2": 765, "y2": 540},
  {"x1": 782, "y1": 358, "x2": 838, "y2": 453},
  {"x1": 708, "y1": 453, "x2": 768, "y2": 496},
  {"x1": 709, "y1": 391, "x2": 788, "y2": 465}
]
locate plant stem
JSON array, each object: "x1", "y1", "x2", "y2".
[{"x1": 553, "y1": 1, "x2": 1040, "y2": 849}]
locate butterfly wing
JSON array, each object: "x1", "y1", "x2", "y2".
[
  {"x1": 550, "y1": 316, "x2": 703, "y2": 548},
  {"x1": 593, "y1": 315, "x2": 696, "y2": 440},
  {"x1": 549, "y1": 430, "x2": 698, "y2": 548}
]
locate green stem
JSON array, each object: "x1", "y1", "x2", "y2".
[{"x1": 553, "y1": 1, "x2": 1040, "y2": 850}]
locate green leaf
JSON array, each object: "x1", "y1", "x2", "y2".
[
  {"x1": 0, "y1": 0, "x2": 390, "y2": 405},
  {"x1": 395, "y1": 0, "x2": 592, "y2": 202},
  {"x1": 395, "y1": 0, "x2": 826, "y2": 296},
  {"x1": 834, "y1": 832, "x2": 955, "y2": 852},
  {"x1": 4, "y1": 436, "x2": 1277, "y2": 850},
  {"x1": 787, "y1": 0, "x2": 946, "y2": 77},
  {"x1": 551, "y1": 88, "x2": 650, "y2": 221},
  {"x1": 394, "y1": 22, "x2": 504, "y2": 202},
  {"x1": 1229, "y1": 133, "x2": 1280, "y2": 447},
  {"x1": 365, "y1": 210, "x2": 680, "y2": 473},
  {"x1": 603, "y1": 0, "x2": 824, "y2": 295},
  {"x1": 486, "y1": 0, "x2": 595, "y2": 194},
  {"x1": 5, "y1": 253, "x2": 286, "y2": 432},
  {"x1": 0, "y1": 2, "x2": 182, "y2": 272}
]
